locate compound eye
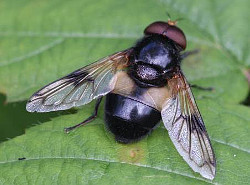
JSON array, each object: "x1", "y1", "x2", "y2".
[{"x1": 144, "y1": 21, "x2": 186, "y2": 50}]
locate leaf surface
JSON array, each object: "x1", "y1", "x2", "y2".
[{"x1": 0, "y1": 0, "x2": 249, "y2": 184}]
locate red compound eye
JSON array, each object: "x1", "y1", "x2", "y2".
[{"x1": 144, "y1": 21, "x2": 186, "y2": 50}]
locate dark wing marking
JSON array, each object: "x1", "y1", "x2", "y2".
[
  {"x1": 161, "y1": 73, "x2": 216, "y2": 180},
  {"x1": 26, "y1": 49, "x2": 132, "y2": 112}
]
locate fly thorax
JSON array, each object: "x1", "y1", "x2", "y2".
[
  {"x1": 128, "y1": 63, "x2": 166, "y2": 87},
  {"x1": 135, "y1": 64, "x2": 158, "y2": 80},
  {"x1": 128, "y1": 35, "x2": 181, "y2": 87}
]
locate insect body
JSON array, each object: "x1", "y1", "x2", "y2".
[
  {"x1": 106, "y1": 34, "x2": 180, "y2": 143},
  {"x1": 26, "y1": 20, "x2": 216, "y2": 180}
]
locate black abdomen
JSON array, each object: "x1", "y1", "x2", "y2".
[{"x1": 105, "y1": 93, "x2": 161, "y2": 143}]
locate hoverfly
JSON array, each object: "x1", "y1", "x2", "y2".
[{"x1": 26, "y1": 20, "x2": 216, "y2": 180}]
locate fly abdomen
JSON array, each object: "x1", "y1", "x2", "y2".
[{"x1": 105, "y1": 93, "x2": 161, "y2": 143}]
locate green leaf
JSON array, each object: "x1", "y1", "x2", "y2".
[{"x1": 0, "y1": 0, "x2": 249, "y2": 184}]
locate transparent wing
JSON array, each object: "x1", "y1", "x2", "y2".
[
  {"x1": 26, "y1": 49, "x2": 132, "y2": 112},
  {"x1": 161, "y1": 73, "x2": 216, "y2": 180}
]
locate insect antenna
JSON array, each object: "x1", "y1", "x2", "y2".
[{"x1": 165, "y1": 11, "x2": 184, "y2": 26}]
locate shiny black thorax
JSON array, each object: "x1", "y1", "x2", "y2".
[
  {"x1": 129, "y1": 34, "x2": 182, "y2": 87},
  {"x1": 105, "y1": 34, "x2": 182, "y2": 143}
]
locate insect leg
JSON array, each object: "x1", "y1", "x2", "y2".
[
  {"x1": 191, "y1": 84, "x2": 214, "y2": 91},
  {"x1": 181, "y1": 50, "x2": 214, "y2": 91},
  {"x1": 64, "y1": 97, "x2": 103, "y2": 133},
  {"x1": 180, "y1": 49, "x2": 199, "y2": 59}
]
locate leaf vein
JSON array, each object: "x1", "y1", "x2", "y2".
[
  {"x1": 0, "y1": 38, "x2": 65, "y2": 67},
  {"x1": 0, "y1": 157, "x2": 219, "y2": 184}
]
